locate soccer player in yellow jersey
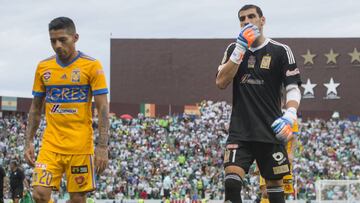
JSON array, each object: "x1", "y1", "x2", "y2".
[
  {"x1": 258, "y1": 121, "x2": 299, "y2": 203},
  {"x1": 24, "y1": 17, "x2": 109, "y2": 203}
]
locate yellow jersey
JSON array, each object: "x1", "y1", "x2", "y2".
[{"x1": 32, "y1": 52, "x2": 108, "y2": 154}]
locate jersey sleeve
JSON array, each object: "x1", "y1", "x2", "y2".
[
  {"x1": 280, "y1": 45, "x2": 302, "y2": 87},
  {"x1": 216, "y1": 43, "x2": 236, "y2": 76},
  {"x1": 32, "y1": 64, "x2": 46, "y2": 97},
  {"x1": 220, "y1": 43, "x2": 236, "y2": 65},
  {"x1": 90, "y1": 60, "x2": 108, "y2": 96}
]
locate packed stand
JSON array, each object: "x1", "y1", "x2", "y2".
[{"x1": 0, "y1": 101, "x2": 359, "y2": 201}]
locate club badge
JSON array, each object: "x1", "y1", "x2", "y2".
[
  {"x1": 43, "y1": 71, "x2": 51, "y2": 82},
  {"x1": 248, "y1": 55, "x2": 256, "y2": 68},
  {"x1": 71, "y1": 68, "x2": 81, "y2": 83},
  {"x1": 260, "y1": 55, "x2": 271, "y2": 69}
]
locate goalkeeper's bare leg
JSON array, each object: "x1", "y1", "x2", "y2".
[{"x1": 265, "y1": 179, "x2": 285, "y2": 203}]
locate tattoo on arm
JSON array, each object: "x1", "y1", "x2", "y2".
[
  {"x1": 97, "y1": 104, "x2": 109, "y2": 147},
  {"x1": 25, "y1": 97, "x2": 44, "y2": 147}
]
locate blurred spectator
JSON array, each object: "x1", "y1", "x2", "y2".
[
  {"x1": 0, "y1": 164, "x2": 5, "y2": 203},
  {"x1": 10, "y1": 160, "x2": 26, "y2": 203},
  {"x1": 0, "y1": 101, "x2": 359, "y2": 201}
]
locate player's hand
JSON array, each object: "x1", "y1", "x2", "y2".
[
  {"x1": 271, "y1": 107, "x2": 297, "y2": 143},
  {"x1": 24, "y1": 143, "x2": 35, "y2": 167},
  {"x1": 230, "y1": 23, "x2": 260, "y2": 64},
  {"x1": 94, "y1": 145, "x2": 108, "y2": 175},
  {"x1": 236, "y1": 23, "x2": 260, "y2": 48}
]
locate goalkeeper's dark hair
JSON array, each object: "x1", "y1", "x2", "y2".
[
  {"x1": 238, "y1": 4, "x2": 263, "y2": 20},
  {"x1": 49, "y1": 17, "x2": 76, "y2": 34}
]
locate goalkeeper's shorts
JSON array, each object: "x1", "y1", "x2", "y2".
[{"x1": 224, "y1": 141, "x2": 290, "y2": 180}]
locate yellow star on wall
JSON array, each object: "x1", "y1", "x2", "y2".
[
  {"x1": 324, "y1": 49, "x2": 339, "y2": 64},
  {"x1": 348, "y1": 48, "x2": 360, "y2": 63},
  {"x1": 301, "y1": 49, "x2": 316, "y2": 65}
]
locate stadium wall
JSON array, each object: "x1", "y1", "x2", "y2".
[
  {"x1": 0, "y1": 96, "x2": 31, "y2": 115},
  {"x1": 110, "y1": 38, "x2": 360, "y2": 119}
]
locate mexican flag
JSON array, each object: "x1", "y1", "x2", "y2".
[{"x1": 140, "y1": 103, "x2": 156, "y2": 117}]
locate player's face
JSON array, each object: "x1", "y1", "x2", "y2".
[
  {"x1": 239, "y1": 8, "x2": 265, "y2": 31},
  {"x1": 49, "y1": 29, "x2": 78, "y2": 61}
]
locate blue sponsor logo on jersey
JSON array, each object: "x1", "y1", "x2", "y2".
[{"x1": 46, "y1": 85, "x2": 90, "y2": 103}]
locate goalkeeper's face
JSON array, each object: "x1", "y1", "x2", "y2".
[
  {"x1": 49, "y1": 28, "x2": 79, "y2": 61},
  {"x1": 239, "y1": 8, "x2": 265, "y2": 33}
]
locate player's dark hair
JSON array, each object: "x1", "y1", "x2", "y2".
[
  {"x1": 49, "y1": 17, "x2": 76, "y2": 34},
  {"x1": 238, "y1": 4, "x2": 263, "y2": 20}
]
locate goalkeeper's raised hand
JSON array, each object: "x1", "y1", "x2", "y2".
[
  {"x1": 237, "y1": 23, "x2": 260, "y2": 48},
  {"x1": 230, "y1": 23, "x2": 260, "y2": 64},
  {"x1": 271, "y1": 107, "x2": 297, "y2": 143}
]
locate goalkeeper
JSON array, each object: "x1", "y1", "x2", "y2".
[{"x1": 215, "y1": 4, "x2": 302, "y2": 203}]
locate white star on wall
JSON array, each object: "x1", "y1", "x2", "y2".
[
  {"x1": 323, "y1": 77, "x2": 340, "y2": 95},
  {"x1": 301, "y1": 79, "x2": 317, "y2": 95}
]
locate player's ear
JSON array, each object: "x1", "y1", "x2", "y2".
[
  {"x1": 261, "y1": 16, "x2": 266, "y2": 26},
  {"x1": 74, "y1": 33, "x2": 79, "y2": 43}
]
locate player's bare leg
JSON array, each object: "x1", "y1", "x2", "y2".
[
  {"x1": 32, "y1": 186, "x2": 52, "y2": 203},
  {"x1": 265, "y1": 179, "x2": 284, "y2": 203},
  {"x1": 259, "y1": 185, "x2": 269, "y2": 203},
  {"x1": 69, "y1": 192, "x2": 87, "y2": 203}
]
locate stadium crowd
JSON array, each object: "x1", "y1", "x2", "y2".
[{"x1": 0, "y1": 100, "x2": 359, "y2": 201}]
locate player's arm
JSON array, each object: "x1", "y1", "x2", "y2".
[
  {"x1": 271, "y1": 44, "x2": 302, "y2": 142},
  {"x1": 284, "y1": 84, "x2": 300, "y2": 111},
  {"x1": 271, "y1": 85, "x2": 301, "y2": 143},
  {"x1": 283, "y1": 83, "x2": 301, "y2": 122},
  {"x1": 216, "y1": 58, "x2": 241, "y2": 89},
  {"x1": 24, "y1": 96, "x2": 45, "y2": 167},
  {"x1": 216, "y1": 24, "x2": 260, "y2": 89},
  {"x1": 94, "y1": 94, "x2": 109, "y2": 174}
]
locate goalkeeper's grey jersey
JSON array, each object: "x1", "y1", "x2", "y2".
[{"x1": 220, "y1": 38, "x2": 302, "y2": 144}]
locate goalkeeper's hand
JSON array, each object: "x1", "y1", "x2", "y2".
[
  {"x1": 237, "y1": 23, "x2": 260, "y2": 48},
  {"x1": 271, "y1": 107, "x2": 297, "y2": 143},
  {"x1": 230, "y1": 23, "x2": 260, "y2": 64}
]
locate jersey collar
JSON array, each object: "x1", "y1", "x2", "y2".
[
  {"x1": 56, "y1": 51, "x2": 82, "y2": 68},
  {"x1": 249, "y1": 38, "x2": 270, "y2": 52}
]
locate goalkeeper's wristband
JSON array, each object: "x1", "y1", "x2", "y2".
[{"x1": 229, "y1": 43, "x2": 246, "y2": 64}]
